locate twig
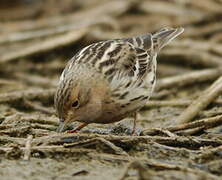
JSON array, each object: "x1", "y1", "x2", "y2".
[
  {"x1": 142, "y1": 115, "x2": 222, "y2": 136},
  {"x1": 185, "y1": 22, "x2": 222, "y2": 39},
  {"x1": 31, "y1": 124, "x2": 57, "y2": 131},
  {"x1": 140, "y1": 128, "x2": 178, "y2": 137},
  {"x1": 176, "y1": 76, "x2": 222, "y2": 124},
  {"x1": 23, "y1": 135, "x2": 33, "y2": 161},
  {"x1": 201, "y1": 108, "x2": 222, "y2": 118},
  {"x1": 139, "y1": 1, "x2": 206, "y2": 23},
  {"x1": 88, "y1": 152, "x2": 130, "y2": 163},
  {"x1": 0, "y1": 79, "x2": 20, "y2": 86},
  {"x1": 151, "y1": 89, "x2": 176, "y2": 99},
  {"x1": 0, "y1": 88, "x2": 55, "y2": 104},
  {"x1": 32, "y1": 133, "x2": 222, "y2": 149},
  {"x1": 1, "y1": 0, "x2": 129, "y2": 33},
  {"x1": 0, "y1": 17, "x2": 113, "y2": 45},
  {"x1": 0, "y1": 146, "x2": 94, "y2": 156},
  {"x1": 72, "y1": 169, "x2": 89, "y2": 176},
  {"x1": 157, "y1": 63, "x2": 190, "y2": 76},
  {"x1": 160, "y1": 48, "x2": 222, "y2": 68},
  {"x1": 15, "y1": 73, "x2": 57, "y2": 88},
  {"x1": 31, "y1": 129, "x2": 52, "y2": 137},
  {"x1": 0, "y1": 29, "x2": 87, "y2": 63},
  {"x1": 188, "y1": 0, "x2": 222, "y2": 13},
  {"x1": 170, "y1": 40, "x2": 222, "y2": 57},
  {"x1": 97, "y1": 137, "x2": 128, "y2": 155},
  {"x1": 156, "y1": 68, "x2": 222, "y2": 90},
  {"x1": 176, "y1": 126, "x2": 205, "y2": 136},
  {"x1": 168, "y1": 115, "x2": 222, "y2": 132},
  {"x1": 144, "y1": 100, "x2": 190, "y2": 108},
  {"x1": 0, "y1": 126, "x2": 31, "y2": 137},
  {"x1": 0, "y1": 136, "x2": 26, "y2": 145},
  {"x1": 63, "y1": 138, "x2": 99, "y2": 148},
  {"x1": 0, "y1": 124, "x2": 15, "y2": 130},
  {"x1": 27, "y1": 146, "x2": 96, "y2": 155},
  {"x1": 144, "y1": 99, "x2": 222, "y2": 108},
  {"x1": 2, "y1": 113, "x2": 58, "y2": 126},
  {"x1": 64, "y1": 137, "x2": 128, "y2": 156},
  {"x1": 22, "y1": 100, "x2": 55, "y2": 115}
]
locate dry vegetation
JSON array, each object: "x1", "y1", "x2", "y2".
[{"x1": 0, "y1": 0, "x2": 222, "y2": 180}]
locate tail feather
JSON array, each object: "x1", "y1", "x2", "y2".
[
  {"x1": 124, "y1": 27, "x2": 184, "y2": 52},
  {"x1": 123, "y1": 34, "x2": 153, "y2": 51},
  {"x1": 152, "y1": 27, "x2": 184, "y2": 52}
]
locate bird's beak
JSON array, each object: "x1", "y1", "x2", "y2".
[{"x1": 57, "y1": 121, "x2": 66, "y2": 133}]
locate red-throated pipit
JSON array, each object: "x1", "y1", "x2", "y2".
[{"x1": 55, "y1": 27, "x2": 184, "y2": 134}]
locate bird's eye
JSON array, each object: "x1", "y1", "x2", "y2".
[{"x1": 71, "y1": 100, "x2": 79, "y2": 108}]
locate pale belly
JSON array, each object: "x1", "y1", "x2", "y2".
[{"x1": 94, "y1": 82, "x2": 155, "y2": 124}]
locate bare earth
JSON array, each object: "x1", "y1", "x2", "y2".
[{"x1": 0, "y1": 0, "x2": 222, "y2": 180}]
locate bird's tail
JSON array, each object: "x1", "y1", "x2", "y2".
[
  {"x1": 123, "y1": 34, "x2": 153, "y2": 51},
  {"x1": 124, "y1": 27, "x2": 184, "y2": 52},
  {"x1": 152, "y1": 27, "x2": 184, "y2": 52}
]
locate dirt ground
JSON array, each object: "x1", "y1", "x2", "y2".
[{"x1": 0, "y1": 0, "x2": 222, "y2": 180}]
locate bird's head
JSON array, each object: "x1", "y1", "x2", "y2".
[{"x1": 54, "y1": 69, "x2": 105, "y2": 132}]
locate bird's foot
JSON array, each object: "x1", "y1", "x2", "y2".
[
  {"x1": 67, "y1": 129, "x2": 79, "y2": 133},
  {"x1": 66, "y1": 123, "x2": 88, "y2": 133}
]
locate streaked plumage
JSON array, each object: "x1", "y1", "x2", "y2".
[{"x1": 55, "y1": 27, "x2": 184, "y2": 133}]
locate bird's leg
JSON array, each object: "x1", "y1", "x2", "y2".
[
  {"x1": 132, "y1": 112, "x2": 138, "y2": 136},
  {"x1": 67, "y1": 123, "x2": 88, "y2": 133}
]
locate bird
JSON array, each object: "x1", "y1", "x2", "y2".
[{"x1": 54, "y1": 27, "x2": 184, "y2": 134}]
